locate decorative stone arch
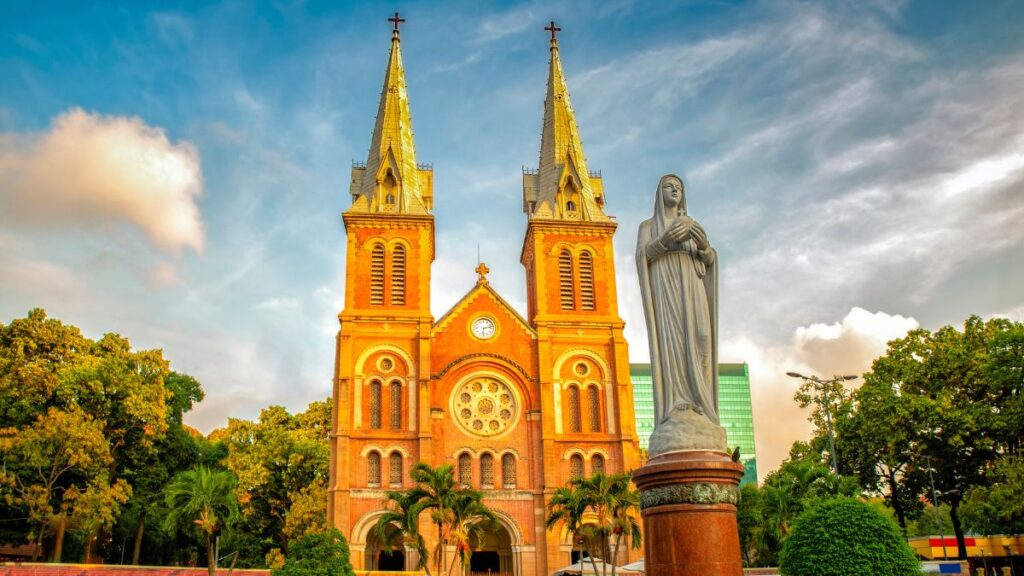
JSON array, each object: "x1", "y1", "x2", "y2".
[
  {"x1": 585, "y1": 447, "x2": 611, "y2": 460},
  {"x1": 489, "y1": 508, "x2": 525, "y2": 545},
  {"x1": 552, "y1": 349, "x2": 615, "y2": 434},
  {"x1": 352, "y1": 344, "x2": 417, "y2": 431},
  {"x1": 359, "y1": 445, "x2": 412, "y2": 458},
  {"x1": 385, "y1": 237, "x2": 412, "y2": 251},
  {"x1": 362, "y1": 236, "x2": 388, "y2": 253},
  {"x1": 561, "y1": 448, "x2": 587, "y2": 461}
]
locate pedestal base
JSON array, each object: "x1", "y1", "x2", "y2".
[{"x1": 632, "y1": 450, "x2": 745, "y2": 576}]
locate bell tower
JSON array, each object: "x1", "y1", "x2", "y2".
[{"x1": 329, "y1": 14, "x2": 435, "y2": 537}]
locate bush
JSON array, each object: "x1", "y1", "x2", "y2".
[
  {"x1": 779, "y1": 498, "x2": 919, "y2": 576},
  {"x1": 272, "y1": 529, "x2": 355, "y2": 576}
]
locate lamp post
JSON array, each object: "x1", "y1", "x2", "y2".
[{"x1": 786, "y1": 372, "x2": 858, "y2": 475}]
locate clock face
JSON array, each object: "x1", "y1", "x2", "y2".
[{"x1": 471, "y1": 317, "x2": 496, "y2": 339}]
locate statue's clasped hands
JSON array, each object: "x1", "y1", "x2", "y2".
[{"x1": 662, "y1": 216, "x2": 710, "y2": 250}]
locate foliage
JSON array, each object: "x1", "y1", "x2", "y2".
[
  {"x1": 546, "y1": 472, "x2": 641, "y2": 576},
  {"x1": 163, "y1": 466, "x2": 240, "y2": 576},
  {"x1": 779, "y1": 498, "x2": 919, "y2": 576},
  {"x1": 842, "y1": 316, "x2": 1024, "y2": 558},
  {"x1": 959, "y1": 455, "x2": 1024, "y2": 535},
  {"x1": 272, "y1": 528, "x2": 354, "y2": 576},
  {"x1": 374, "y1": 490, "x2": 431, "y2": 575},
  {"x1": 906, "y1": 504, "x2": 954, "y2": 538},
  {"x1": 0, "y1": 309, "x2": 174, "y2": 561},
  {"x1": 402, "y1": 462, "x2": 498, "y2": 576},
  {"x1": 218, "y1": 400, "x2": 331, "y2": 565},
  {"x1": 739, "y1": 445, "x2": 860, "y2": 567}
]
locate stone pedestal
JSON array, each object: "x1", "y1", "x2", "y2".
[{"x1": 632, "y1": 450, "x2": 745, "y2": 576}]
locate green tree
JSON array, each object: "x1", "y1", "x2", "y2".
[
  {"x1": 546, "y1": 472, "x2": 641, "y2": 576},
  {"x1": 779, "y1": 498, "x2": 919, "y2": 576},
  {"x1": 0, "y1": 309, "x2": 173, "y2": 562},
  {"x1": 737, "y1": 483, "x2": 762, "y2": 566},
  {"x1": 408, "y1": 463, "x2": 460, "y2": 576},
  {"x1": 863, "y1": 317, "x2": 1015, "y2": 558},
  {"x1": 163, "y1": 466, "x2": 240, "y2": 576},
  {"x1": 272, "y1": 528, "x2": 354, "y2": 576},
  {"x1": 374, "y1": 490, "x2": 431, "y2": 576},
  {"x1": 219, "y1": 400, "x2": 331, "y2": 565},
  {"x1": 959, "y1": 455, "x2": 1024, "y2": 535},
  {"x1": 446, "y1": 489, "x2": 498, "y2": 576},
  {"x1": 837, "y1": 373, "x2": 927, "y2": 532}
]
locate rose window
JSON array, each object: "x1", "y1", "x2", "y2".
[{"x1": 452, "y1": 377, "x2": 519, "y2": 437}]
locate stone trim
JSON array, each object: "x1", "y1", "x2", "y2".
[{"x1": 640, "y1": 482, "x2": 739, "y2": 509}]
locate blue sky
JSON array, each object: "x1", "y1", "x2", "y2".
[{"x1": 2, "y1": 0, "x2": 1023, "y2": 475}]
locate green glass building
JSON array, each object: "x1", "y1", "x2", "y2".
[{"x1": 630, "y1": 363, "x2": 758, "y2": 485}]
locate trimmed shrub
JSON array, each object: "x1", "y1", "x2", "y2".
[
  {"x1": 272, "y1": 529, "x2": 355, "y2": 576},
  {"x1": 779, "y1": 497, "x2": 919, "y2": 576}
]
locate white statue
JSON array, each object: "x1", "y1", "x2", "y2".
[{"x1": 636, "y1": 174, "x2": 725, "y2": 455}]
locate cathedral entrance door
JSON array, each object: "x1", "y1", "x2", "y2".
[
  {"x1": 469, "y1": 520, "x2": 514, "y2": 576},
  {"x1": 365, "y1": 529, "x2": 405, "y2": 571}
]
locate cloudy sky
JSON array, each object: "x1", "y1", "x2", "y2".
[{"x1": 2, "y1": 0, "x2": 1023, "y2": 478}]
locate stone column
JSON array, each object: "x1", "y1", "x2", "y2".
[{"x1": 631, "y1": 450, "x2": 744, "y2": 576}]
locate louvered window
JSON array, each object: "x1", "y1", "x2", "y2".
[
  {"x1": 480, "y1": 454, "x2": 494, "y2": 488},
  {"x1": 370, "y1": 244, "x2": 385, "y2": 305},
  {"x1": 559, "y1": 249, "x2": 575, "y2": 310},
  {"x1": 579, "y1": 251, "x2": 595, "y2": 311},
  {"x1": 502, "y1": 454, "x2": 516, "y2": 488},
  {"x1": 369, "y1": 381, "x2": 382, "y2": 429},
  {"x1": 390, "y1": 245, "x2": 406, "y2": 305},
  {"x1": 389, "y1": 452, "x2": 403, "y2": 486},
  {"x1": 568, "y1": 386, "x2": 582, "y2": 433},
  {"x1": 591, "y1": 454, "x2": 605, "y2": 476},
  {"x1": 389, "y1": 381, "x2": 401, "y2": 429},
  {"x1": 588, "y1": 386, "x2": 601, "y2": 432},
  {"x1": 570, "y1": 455, "x2": 584, "y2": 480},
  {"x1": 458, "y1": 453, "x2": 472, "y2": 486},
  {"x1": 368, "y1": 452, "x2": 381, "y2": 486}
]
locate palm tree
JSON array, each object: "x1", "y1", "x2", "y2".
[
  {"x1": 162, "y1": 466, "x2": 240, "y2": 576},
  {"x1": 546, "y1": 483, "x2": 597, "y2": 575},
  {"x1": 374, "y1": 490, "x2": 431, "y2": 576},
  {"x1": 547, "y1": 473, "x2": 642, "y2": 576},
  {"x1": 446, "y1": 490, "x2": 498, "y2": 576},
  {"x1": 408, "y1": 463, "x2": 459, "y2": 576}
]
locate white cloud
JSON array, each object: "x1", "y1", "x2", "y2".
[
  {"x1": 721, "y1": 307, "x2": 919, "y2": 480},
  {"x1": 256, "y1": 296, "x2": 300, "y2": 311},
  {"x1": 0, "y1": 108, "x2": 205, "y2": 254}
]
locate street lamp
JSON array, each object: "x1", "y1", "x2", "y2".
[{"x1": 786, "y1": 372, "x2": 858, "y2": 475}]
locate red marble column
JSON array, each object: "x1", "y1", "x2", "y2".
[{"x1": 631, "y1": 450, "x2": 745, "y2": 576}]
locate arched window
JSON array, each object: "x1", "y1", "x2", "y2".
[
  {"x1": 389, "y1": 381, "x2": 402, "y2": 429},
  {"x1": 370, "y1": 243, "x2": 385, "y2": 305},
  {"x1": 591, "y1": 454, "x2": 605, "y2": 476},
  {"x1": 566, "y1": 200, "x2": 576, "y2": 212},
  {"x1": 369, "y1": 380, "x2": 382, "y2": 429},
  {"x1": 502, "y1": 454, "x2": 516, "y2": 489},
  {"x1": 367, "y1": 451, "x2": 381, "y2": 486},
  {"x1": 389, "y1": 452, "x2": 403, "y2": 486},
  {"x1": 570, "y1": 455, "x2": 584, "y2": 480},
  {"x1": 588, "y1": 385, "x2": 601, "y2": 432},
  {"x1": 568, "y1": 385, "x2": 582, "y2": 433},
  {"x1": 480, "y1": 453, "x2": 494, "y2": 488},
  {"x1": 390, "y1": 245, "x2": 406, "y2": 305},
  {"x1": 558, "y1": 249, "x2": 575, "y2": 310},
  {"x1": 458, "y1": 453, "x2": 472, "y2": 486},
  {"x1": 579, "y1": 251, "x2": 595, "y2": 311}
]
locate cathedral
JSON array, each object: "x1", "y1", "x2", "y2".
[{"x1": 327, "y1": 18, "x2": 642, "y2": 576}]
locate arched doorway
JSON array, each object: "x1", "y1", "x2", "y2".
[
  {"x1": 469, "y1": 519, "x2": 514, "y2": 576},
  {"x1": 365, "y1": 529, "x2": 406, "y2": 571}
]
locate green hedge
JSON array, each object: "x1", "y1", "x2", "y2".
[
  {"x1": 779, "y1": 498, "x2": 919, "y2": 576},
  {"x1": 272, "y1": 529, "x2": 355, "y2": 576}
]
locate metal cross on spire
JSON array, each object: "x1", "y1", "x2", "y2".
[
  {"x1": 544, "y1": 21, "x2": 562, "y2": 42},
  {"x1": 388, "y1": 12, "x2": 406, "y2": 35}
]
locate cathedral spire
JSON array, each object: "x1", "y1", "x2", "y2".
[
  {"x1": 349, "y1": 13, "x2": 433, "y2": 214},
  {"x1": 523, "y1": 22, "x2": 608, "y2": 222}
]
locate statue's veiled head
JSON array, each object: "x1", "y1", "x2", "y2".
[{"x1": 654, "y1": 174, "x2": 686, "y2": 224}]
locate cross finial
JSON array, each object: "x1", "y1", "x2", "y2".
[
  {"x1": 388, "y1": 12, "x2": 406, "y2": 36},
  {"x1": 475, "y1": 262, "x2": 490, "y2": 284},
  {"x1": 544, "y1": 21, "x2": 562, "y2": 42}
]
